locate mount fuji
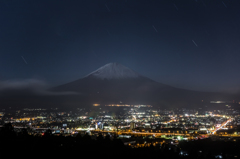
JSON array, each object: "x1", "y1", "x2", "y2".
[
  {"x1": 0, "y1": 63, "x2": 236, "y2": 110},
  {"x1": 52, "y1": 63, "x2": 171, "y2": 104},
  {"x1": 51, "y1": 62, "x2": 234, "y2": 108}
]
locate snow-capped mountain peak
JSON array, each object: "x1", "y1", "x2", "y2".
[{"x1": 86, "y1": 63, "x2": 139, "y2": 79}]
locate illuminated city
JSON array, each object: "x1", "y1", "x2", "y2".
[{"x1": 1, "y1": 103, "x2": 240, "y2": 157}]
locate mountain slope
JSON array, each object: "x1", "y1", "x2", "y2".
[
  {"x1": 0, "y1": 63, "x2": 236, "y2": 110},
  {"x1": 52, "y1": 63, "x2": 170, "y2": 93},
  {"x1": 51, "y1": 63, "x2": 171, "y2": 104},
  {"x1": 51, "y1": 62, "x2": 234, "y2": 107}
]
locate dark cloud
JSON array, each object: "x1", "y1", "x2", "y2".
[{"x1": 0, "y1": 79, "x2": 79, "y2": 96}]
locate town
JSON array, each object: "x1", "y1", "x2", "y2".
[
  {"x1": 2, "y1": 104, "x2": 240, "y2": 140},
  {"x1": 2, "y1": 104, "x2": 240, "y2": 158}
]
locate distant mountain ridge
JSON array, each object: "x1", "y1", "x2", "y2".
[
  {"x1": 0, "y1": 63, "x2": 237, "y2": 110},
  {"x1": 52, "y1": 62, "x2": 170, "y2": 93},
  {"x1": 51, "y1": 63, "x2": 236, "y2": 108}
]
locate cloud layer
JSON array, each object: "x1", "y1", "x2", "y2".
[{"x1": 0, "y1": 79, "x2": 79, "y2": 96}]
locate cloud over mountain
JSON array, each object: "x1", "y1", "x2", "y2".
[{"x1": 0, "y1": 79, "x2": 78, "y2": 96}]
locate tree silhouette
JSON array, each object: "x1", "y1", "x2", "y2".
[
  {"x1": 76, "y1": 133, "x2": 82, "y2": 139},
  {"x1": 82, "y1": 133, "x2": 91, "y2": 141},
  {"x1": 43, "y1": 129, "x2": 52, "y2": 137},
  {"x1": 20, "y1": 128, "x2": 29, "y2": 138},
  {"x1": 0, "y1": 123, "x2": 16, "y2": 138},
  {"x1": 105, "y1": 134, "x2": 111, "y2": 141},
  {"x1": 97, "y1": 133, "x2": 104, "y2": 141}
]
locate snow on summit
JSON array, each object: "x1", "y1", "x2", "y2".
[{"x1": 87, "y1": 63, "x2": 139, "y2": 79}]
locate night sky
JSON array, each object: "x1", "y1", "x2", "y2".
[{"x1": 1, "y1": 0, "x2": 240, "y2": 93}]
